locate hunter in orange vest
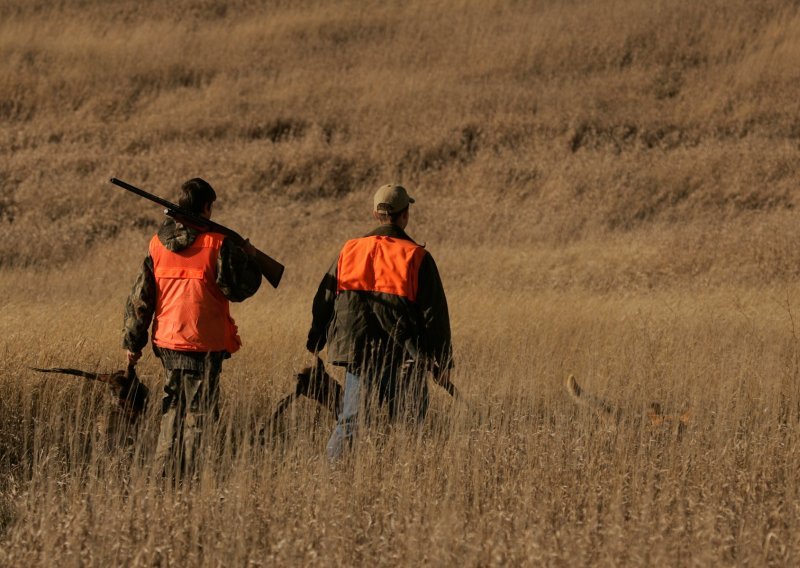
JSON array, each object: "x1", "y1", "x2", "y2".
[
  {"x1": 122, "y1": 178, "x2": 262, "y2": 475},
  {"x1": 307, "y1": 184, "x2": 454, "y2": 460}
]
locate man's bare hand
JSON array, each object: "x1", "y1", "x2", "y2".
[{"x1": 126, "y1": 350, "x2": 142, "y2": 365}]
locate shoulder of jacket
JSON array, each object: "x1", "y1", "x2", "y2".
[
  {"x1": 192, "y1": 231, "x2": 226, "y2": 249},
  {"x1": 148, "y1": 233, "x2": 162, "y2": 253},
  {"x1": 201, "y1": 230, "x2": 226, "y2": 242}
]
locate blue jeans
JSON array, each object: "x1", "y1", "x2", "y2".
[{"x1": 326, "y1": 362, "x2": 428, "y2": 460}]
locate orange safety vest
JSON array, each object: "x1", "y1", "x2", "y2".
[
  {"x1": 149, "y1": 232, "x2": 241, "y2": 353},
  {"x1": 337, "y1": 236, "x2": 427, "y2": 301}
]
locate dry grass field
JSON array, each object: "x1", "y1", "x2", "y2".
[{"x1": 2, "y1": 0, "x2": 800, "y2": 565}]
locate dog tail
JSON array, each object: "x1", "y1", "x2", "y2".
[
  {"x1": 31, "y1": 367, "x2": 103, "y2": 381},
  {"x1": 565, "y1": 374, "x2": 617, "y2": 416},
  {"x1": 565, "y1": 374, "x2": 582, "y2": 400}
]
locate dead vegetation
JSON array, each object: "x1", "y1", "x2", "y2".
[
  {"x1": 2, "y1": 0, "x2": 800, "y2": 272},
  {"x1": 566, "y1": 374, "x2": 691, "y2": 433},
  {"x1": 2, "y1": 0, "x2": 800, "y2": 565}
]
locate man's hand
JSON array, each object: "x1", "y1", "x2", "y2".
[{"x1": 126, "y1": 350, "x2": 142, "y2": 365}]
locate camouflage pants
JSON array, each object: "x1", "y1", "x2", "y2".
[{"x1": 154, "y1": 362, "x2": 221, "y2": 477}]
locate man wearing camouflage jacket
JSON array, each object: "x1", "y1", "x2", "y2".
[
  {"x1": 307, "y1": 184, "x2": 453, "y2": 460},
  {"x1": 122, "y1": 178, "x2": 261, "y2": 475}
]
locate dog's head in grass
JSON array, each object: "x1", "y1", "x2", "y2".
[{"x1": 292, "y1": 357, "x2": 342, "y2": 415}]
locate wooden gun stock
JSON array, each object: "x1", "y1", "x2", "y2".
[{"x1": 252, "y1": 247, "x2": 285, "y2": 289}]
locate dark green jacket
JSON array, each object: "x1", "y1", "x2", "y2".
[
  {"x1": 122, "y1": 218, "x2": 262, "y2": 362},
  {"x1": 307, "y1": 224, "x2": 453, "y2": 372}
]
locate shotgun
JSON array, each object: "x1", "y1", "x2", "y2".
[{"x1": 110, "y1": 177, "x2": 284, "y2": 288}]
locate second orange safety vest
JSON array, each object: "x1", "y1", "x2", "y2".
[
  {"x1": 336, "y1": 235, "x2": 427, "y2": 301},
  {"x1": 149, "y1": 232, "x2": 241, "y2": 353}
]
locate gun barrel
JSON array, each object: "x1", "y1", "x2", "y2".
[
  {"x1": 111, "y1": 177, "x2": 285, "y2": 288},
  {"x1": 110, "y1": 178, "x2": 180, "y2": 211}
]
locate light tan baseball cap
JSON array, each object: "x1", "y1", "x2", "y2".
[{"x1": 373, "y1": 184, "x2": 415, "y2": 214}]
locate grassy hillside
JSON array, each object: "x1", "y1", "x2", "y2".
[{"x1": 2, "y1": 1, "x2": 800, "y2": 565}]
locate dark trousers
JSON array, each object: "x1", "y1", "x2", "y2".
[
  {"x1": 326, "y1": 359, "x2": 428, "y2": 460},
  {"x1": 154, "y1": 359, "x2": 222, "y2": 476}
]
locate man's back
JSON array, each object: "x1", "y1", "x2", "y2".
[
  {"x1": 337, "y1": 233, "x2": 427, "y2": 300},
  {"x1": 308, "y1": 223, "x2": 452, "y2": 371}
]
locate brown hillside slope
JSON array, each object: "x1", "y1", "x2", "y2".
[
  {"x1": 1, "y1": 0, "x2": 799, "y2": 288},
  {"x1": 3, "y1": 3, "x2": 800, "y2": 565}
]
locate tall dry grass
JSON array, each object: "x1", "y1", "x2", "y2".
[
  {"x1": 2, "y1": 251, "x2": 800, "y2": 565},
  {"x1": 2, "y1": 0, "x2": 800, "y2": 565}
]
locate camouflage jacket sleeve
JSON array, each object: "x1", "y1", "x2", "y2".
[
  {"x1": 216, "y1": 237, "x2": 262, "y2": 302},
  {"x1": 306, "y1": 257, "x2": 338, "y2": 353},
  {"x1": 416, "y1": 253, "x2": 454, "y2": 369},
  {"x1": 122, "y1": 255, "x2": 156, "y2": 353}
]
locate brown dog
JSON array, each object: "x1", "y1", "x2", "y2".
[
  {"x1": 31, "y1": 364, "x2": 149, "y2": 422},
  {"x1": 270, "y1": 357, "x2": 343, "y2": 423},
  {"x1": 566, "y1": 374, "x2": 691, "y2": 430},
  {"x1": 258, "y1": 358, "x2": 343, "y2": 444}
]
